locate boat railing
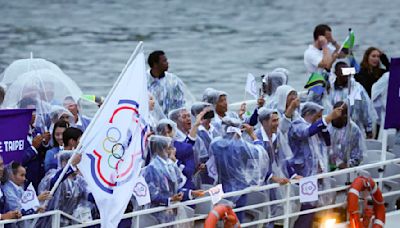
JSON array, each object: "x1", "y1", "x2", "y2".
[{"x1": 1, "y1": 157, "x2": 400, "y2": 228}]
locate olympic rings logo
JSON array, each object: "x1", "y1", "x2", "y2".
[
  {"x1": 88, "y1": 99, "x2": 148, "y2": 194},
  {"x1": 102, "y1": 127, "x2": 127, "y2": 169}
]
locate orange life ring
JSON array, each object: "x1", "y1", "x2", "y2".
[
  {"x1": 204, "y1": 204, "x2": 241, "y2": 228},
  {"x1": 347, "y1": 176, "x2": 385, "y2": 228}
]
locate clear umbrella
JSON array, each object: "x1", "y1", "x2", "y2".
[
  {"x1": 2, "y1": 69, "x2": 82, "y2": 131},
  {"x1": 1, "y1": 58, "x2": 65, "y2": 85}
]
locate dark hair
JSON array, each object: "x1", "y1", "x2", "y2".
[
  {"x1": 18, "y1": 97, "x2": 37, "y2": 109},
  {"x1": 52, "y1": 120, "x2": 70, "y2": 147},
  {"x1": 62, "y1": 127, "x2": 83, "y2": 147},
  {"x1": 333, "y1": 101, "x2": 348, "y2": 113},
  {"x1": 313, "y1": 24, "x2": 331, "y2": 41},
  {"x1": 333, "y1": 101, "x2": 345, "y2": 109},
  {"x1": 147, "y1": 50, "x2": 165, "y2": 68},
  {"x1": 334, "y1": 61, "x2": 349, "y2": 73},
  {"x1": 360, "y1": 47, "x2": 381, "y2": 72},
  {"x1": 9, "y1": 161, "x2": 22, "y2": 176}
]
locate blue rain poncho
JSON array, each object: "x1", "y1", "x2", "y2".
[
  {"x1": 202, "y1": 88, "x2": 241, "y2": 136},
  {"x1": 288, "y1": 102, "x2": 330, "y2": 177},
  {"x1": 147, "y1": 70, "x2": 188, "y2": 116},
  {"x1": 148, "y1": 93, "x2": 166, "y2": 131},
  {"x1": 209, "y1": 117, "x2": 270, "y2": 195},
  {"x1": 328, "y1": 60, "x2": 377, "y2": 134},
  {"x1": 155, "y1": 119, "x2": 199, "y2": 190},
  {"x1": 43, "y1": 151, "x2": 93, "y2": 226},
  {"x1": 142, "y1": 135, "x2": 190, "y2": 224},
  {"x1": 275, "y1": 85, "x2": 300, "y2": 134},
  {"x1": 328, "y1": 120, "x2": 366, "y2": 167},
  {"x1": 263, "y1": 71, "x2": 288, "y2": 109},
  {"x1": 208, "y1": 117, "x2": 269, "y2": 222},
  {"x1": 256, "y1": 108, "x2": 299, "y2": 219},
  {"x1": 288, "y1": 102, "x2": 335, "y2": 206}
]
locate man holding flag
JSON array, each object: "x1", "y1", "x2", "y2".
[{"x1": 50, "y1": 42, "x2": 150, "y2": 227}]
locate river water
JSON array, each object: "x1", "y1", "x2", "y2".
[{"x1": 1, "y1": 0, "x2": 399, "y2": 114}]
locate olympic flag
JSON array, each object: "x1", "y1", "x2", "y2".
[{"x1": 77, "y1": 42, "x2": 149, "y2": 227}]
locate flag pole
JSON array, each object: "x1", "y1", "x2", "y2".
[
  {"x1": 345, "y1": 28, "x2": 353, "y2": 184},
  {"x1": 48, "y1": 41, "x2": 144, "y2": 197}
]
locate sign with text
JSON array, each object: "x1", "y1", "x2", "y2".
[
  {"x1": 0, "y1": 109, "x2": 33, "y2": 164},
  {"x1": 208, "y1": 184, "x2": 224, "y2": 205}
]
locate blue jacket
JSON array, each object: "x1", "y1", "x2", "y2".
[
  {"x1": 75, "y1": 114, "x2": 91, "y2": 132},
  {"x1": 255, "y1": 129, "x2": 297, "y2": 179},
  {"x1": 3, "y1": 181, "x2": 35, "y2": 216},
  {"x1": 44, "y1": 147, "x2": 62, "y2": 172},
  {"x1": 22, "y1": 127, "x2": 49, "y2": 191},
  {"x1": 288, "y1": 118, "x2": 330, "y2": 177},
  {"x1": 143, "y1": 156, "x2": 190, "y2": 207},
  {"x1": 174, "y1": 137, "x2": 196, "y2": 190},
  {"x1": 211, "y1": 136, "x2": 268, "y2": 193}
]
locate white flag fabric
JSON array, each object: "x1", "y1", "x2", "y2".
[
  {"x1": 132, "y1": 175, "x2": 151, "y2": 206},
  {"x1": 78, "y1": 42, "x2": 149, "y2": 228},
  {"x1": 245, "y1": 73, "x2": 258, "y2": 99},
  {"x1": 21, "y1": 183, "x2": 40, "y2": 213},
  {"x1": 208, "y1": 184, "x2": 224, "y2": 205}
]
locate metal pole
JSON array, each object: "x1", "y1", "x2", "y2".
[
  {"x1": 379, "y1": 129, "x2": 388, "y2": 187},
  {"x1": 345, "y1": 28, "x2": 353, "y2": 184},
  {"x1": 284, "y1": 184, "x2": 291, "y2": 228},
  {"x1": 51, "y1": 211, "x2": 61, "y2": 228},
  {"x1": 48, "y1": 42, "x2": 144, "y2": 197}
]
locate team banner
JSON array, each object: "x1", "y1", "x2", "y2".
[
  {"x1": 0, "y1": 109, "x2": 33, "y2": 164},
  {"x1": 78, "y1": 42, "x2": 149, "y2": 227},
  {"x1": 384, "y1": 58, "x2": 400, "y2": 129}
]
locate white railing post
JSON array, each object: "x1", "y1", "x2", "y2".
[
  {"x1": 284, "y1": 184, "x2": 291, "y2": 228},
  {"x1": 379, "y1": 129, "x2": 388, "y2": 188},
  {"x1": 52, "y1": 211, "x2": 61, "y2": 228}
]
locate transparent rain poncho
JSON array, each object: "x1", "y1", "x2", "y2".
[
  {"x1": 262, "y1": 71, "x2": 288, "y2": 109},
  {"x1": 306, "y1": 90, "x2": 333, "y2": 115},
  {"x1": 329, "y1": 60, "x2": 377, "y2": 134},
  {"x1": 155, "y1": 119, "x2": 178, "y2": 137},
  {"x1": 148, "y1": 94, "x2": 166, "y2": 132},
  {"x1": 143, "y1": 135, "x2": 188, "y2": 224},
  {"x1": 329, "y1": 120, "x2": 366, "y2": 167},
  {"x1": 210, "y1": 117, "x2": 270, "y2": 195},
  {"x1": 42, "y1": 151, "x2": 92, "y2": 226},
  {"x1": 257, "y1": 108, "x2": 299, "y2": 218},
  {"x1": 289, "y1": 103, "x2": 334, "y2": 206},
  {"x1": 168, "y1": 107, "x2": 189, "y2": 141},
  {"x1": 48, "y1": 105, "x2": 74, "y2": 133},
  {"x1": 190, "y1": 102, "x2": 214, "y2": 160},
  {"x1": 202, "y1": 88, "x2": 241, "y2": 136},
  {"x1": 147, "y1": 70, "x2": 195, "y2": 116},
  {"x1": 371, "y1": 72, "x2": 389, "y2": 127},
  {"x1": 275, "y1": 85, "x2": 300, "y2": 134}
]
